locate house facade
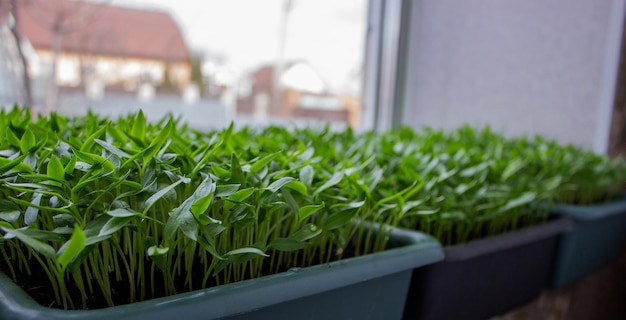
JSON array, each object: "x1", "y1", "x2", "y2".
[{"x1": 14, "y1": 0, "x2": 190, "y2": 91}]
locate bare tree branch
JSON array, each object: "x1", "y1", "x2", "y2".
[{"x1": 7, "y1": 0, "x2": 33, "y2": 110}]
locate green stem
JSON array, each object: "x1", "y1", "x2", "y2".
[
  {"x1": 0, "y1": 246, "x2": 17, "y2": 281},
  {"x1": 113, "y1": 240, "x2": 136, "y2": 303},
  {"x1": 30, "y1": 252, "x2": 61, "y2": 306}
]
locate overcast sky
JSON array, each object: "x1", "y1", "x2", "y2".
[{"x1": 115, "y1": 0, "x2": 367, "y2": 93}]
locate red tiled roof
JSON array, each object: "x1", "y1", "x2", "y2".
[{"x1": 17, "y1": 0, "x2": 189, "y2": 62}]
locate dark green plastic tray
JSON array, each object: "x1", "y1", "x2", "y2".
[
  {"x1": 0, "y1": 226, "x2": 443, "y2": 320},
  {"x1": 550, "y1": 196, "x2": 626, "y2": 288},
  {"x1": 404, "y1": 218, "x2": 573, "y2": 320}
]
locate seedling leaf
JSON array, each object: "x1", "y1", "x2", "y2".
[
  {"x1": 224, "y1": 247, "x2": 269, "y2": 257},
  {"x1": 57, "y1": 225, "x2": 86, "y2": 272}
]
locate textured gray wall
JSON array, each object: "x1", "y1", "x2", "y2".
[{"x1": 402, "y1": 0, "x2": 624, "y2": 151}]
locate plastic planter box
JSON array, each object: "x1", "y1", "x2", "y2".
[
  {"x1": 403, "y1": 218, "x2": 573, "y2": 320},
  {"x1": 550, "y1": 195, "x2": 626, "y2": 288},
  {"x1": 0, "y1": 226, "x2": 443, "y2": 320}
]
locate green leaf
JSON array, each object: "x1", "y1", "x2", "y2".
[
  {"x1": 374, "y1": 181, "x2": 419, "y2": 207},
  {"x1": 20, "y1": 127, "x2": 36, "y2": 154},
  {"x1": 0, "y1": 221, "x2": 12, "y2": 232},
  {"x1": 80, "y1": 125, "x2": 108, "y2": 153},
  {"x1": 24, "y1": 153, "x2": 37, "y2": 170},
  {"x1": 53, "y1": 226, "x2": 75, "y2": 235},
  {"x1": 282, "y1": 188, "x2": 300, "y2": 216},
  {"x1": 71, "y1": 175, "x2": 104, "y2": 195},
  {"x1": 202, "y1": 224, "x2": 227, "y2": 238},
  {"x1": 291, "y1": 223, "x2": 322, "y2": 242},
  {"x1": 454, "y1": 183, "x2": 474, "y2": 195},
  {"x1": 502, "y1": 159, "x2": 525, "y2": 181},
  {"x1": 313, "y1": 171, "x2": 343, "y2": 197},
  {"x1": 404, "y1": 209, "x2": 439, "y2": 217},
  {"x1": 190, "y1": 178, "x2": 216, "y2": 215},
  {"x1": 9, "y1": 196, "x2": 70, "y2": 214},
  {"x1": 215, "y1": 184, "x2": 240, "y2": 197},
  {"x1": 107, "y1": 208, "x2": 140, "y2": 218},
  {"x1": 4, "y1": 228, "x2": 65, "y2": 242},
  {"x1": 188, "y1": 146, "x2": 212, "y2": 178},
  {"x1": 163, "y1": 200, "x2": 198, "y2": 241},
  {"x1": 542, "y1": 176, "x2": 562, "y2": 191},
  {"x1": 120, "y1": 147, "x2": 146, "y2": 169},
  {"x1": 64, "y1": 155, "x2": 76, "y2": 175},
  {"x1": 230, "y1": 154, "x2": 245, "y2": 184},
  {"x1": 223, "y1": 247, "x2": 269, "y2": 257},
  {"x1": 143, "y1": 179, "x2": 184, "y2": 213},
  {"x1": 227, "y1": 188, "x2": 255, "y2": 203},
  {"x1": 250, "y1": 152, "x2": 279, "y2": 173},
  {"x1": 441, "y1": 211, "x2": 466, "y2": 221},
  {"x1": 52, "y1": 214, "x2": 75, "y2": 227},
  {"x1": 0, "y1": 154, "x2": 34, "y2": 174},
  {"x1": 459, "y1": 163, "x2": 488, "y2": 178},
  {"x1": 191, "y1": 195, "x2": 214, "y2": 226},
  {"x1": 284, "y1": 180, "x2": 308, "y2": 195},
  {"x1": 143, "y1": 120, "x2": 173, "y2": 163},
  {"x1": 266, "y1": 177, "x2": 295, "y2": 193},
  {"x1": 5, "y1": 181, "x2": 55, "y2": 193},
  {"x1": 212, "y1": 166, "x2": 231, "y2": 179},
  {"x1": 107, "y1": 126, "x2": 126, "y2": 144},
  {"x1": 147, "y1": 245, "x2": 169, "y2": 271},
  {"x1": 68, "y1": 136, "x2": 83, "y2": 150},
  {"x1": 299, "y1": 165, "x2": 314, "y2": 187},
  {"x1": 5, "y1": 127, "x2": 21, "y2": 148},
  {"x1": 72, "y1": 149, "x2": 115, "y2": 172},
  {"x1": 0, "y1": 199, "x2": 20, "y2": 211},
  {"x1": 0, "y1": 149, "x2": 17, "y2": 157},
  {"x1": 130, "y1": 109, "x2": 146, "y2": 144},
  {"x1": 148, "y1": 245, "x2": 169, "y2": 256},
  {"x1": 57, "y1": 225, "x2": 86, "y2": 272},
  {"x1": 297, "y1": 148, "x2": 315, "y2": 161},
  {"x1": 0, "y1": 210, "x2": 20, "y2": 223},
  {"x1": 330, "y1": 200, "x2": 366, "y2": 211},
  {"x1": 24, "y1": 193, "x2": 43, "y2": 225},
  {"x1": 499, "y1": 192, "x2": 537, "y2": 213},
  {"x1": 298, "y1": 203, "x2": 325, "y2": 222},
  {"x1": 0, "y1": 226, "x2": 56, "y2": 259},
  {"x1": 197, "y1": 235, "x2": 225, "y2": 260},
  {"x1": 268, "y1": 238, "x2": 307, "y2": 252},
  {"x1": 47, "y1": 155, "x2": 65, "y2": 186},
  {"x1": 366, "y1": 168, "x2": 383, "y2": 192},
  {"x1": 99, "y1": 216, "x2": 136, "y2": 236},
  {"x1": 322, "y1": 210, "x2": 356, "y2": 231},
  {"x1": 95, "y1": 139, "x2": 131, "y2": 158}
]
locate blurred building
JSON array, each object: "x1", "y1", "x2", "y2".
[
  {"x1": 11, "y1": 0, "x2": 190, "y2": 92},
  {"x1": 237, "y1": 61, "x2": 362, "y2": 127}
]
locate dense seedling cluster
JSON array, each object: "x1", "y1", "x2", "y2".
[
  {"x1": 360, "y1": 126, "x2": 626, "y2": 245},
  {"x1": 0, "y1": 107, "x2": 624, "y2": 310},
  {"x1": 0, "y1": 108, "x2": 393, "y2": 309}
]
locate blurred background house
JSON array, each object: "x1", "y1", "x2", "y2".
[
  {"x1": 10, "y1": 0, "x2": 190, "y2": 109},
  {"x1": 236, "y1": 61, "x2": 361, "y2": 127},
  {"x1": 0, "y1": 0, "x2": 364, "y2": 129}
]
